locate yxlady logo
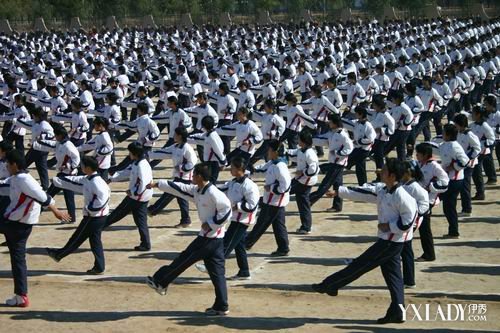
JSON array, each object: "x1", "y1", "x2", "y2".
[{"x1": 399, "y1": 304, "x2": 487, "y2": 322}]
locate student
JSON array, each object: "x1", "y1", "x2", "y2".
[
  {"x1": 147, "y1": 162, "x2": 232, "y2": 316},
  {"x1": 196, "y1": 157, "x2": 260, "y2": 280},
  {"x1": 384, "y1": 90, "x2": 413, "y2": 160},
  {"x1": 310, "y1": 114, "x2": 354, "y2": 212},
  {"x1": 147, "y1": 127, "x2": 197, "y2": 228},
  {"x1": 470, "y1": 106, "x2": 496, "y2": 201},
  {"x1": 245, "y1": 140, "x2": 291, "y2": 256},
  {"x1": 0, "y1": 141, "x2": 13, "y2": 217},
  {"x1": 312, "y1": 158, "x2": 418, "y2": 324},
  {"x1": 0, "y1": 150, "x2": 69, "y2": 307},
  {"x1": 46, "y1": 156, "x2": 110, "y2": 274},
  {"x1": 216, "y1": 83, "x2": 237, "y2": 155},
  {"x1": 288, "y1": 130, "x2": 319, "y2": 234},
  {"x1": 33, "y1": 124, "x2": 80, "y2": 224},
  {"x1": 52, "y1": 98, "x2": 89, "y2": 148},
  {"x1": 279, "y1": 93, "x2": 316, "y2": 151},
  {"x1": 343, "y1": 106, "x2": 376, "y2": 186},
  {"x1": 217, "y1": 107, "x2": 263, "y2": 163},
  {"x1": 484, "y1": 95, "x2": 500, "y2": 171},
  {"x1": 0, "y1": 94, "x2": 30, "y2": 154},
  {"x1": 439, "y1": 124, "x2": 469, "y2": 238},
  {"x1": 249, "y1": 99, "x2": 286, "y2": 167},
  {"x1": 16, "y1": 107, "x2": 54, "y2": 190},
  {"x1": 454, "y1": 114, "x2": 481, "y2": 216},
  {"x1": 400, "y1": 160, "x2": 429, "y2": 289},
  {"x1": 414, "y1": 143, "x2": 449, "y2": 262},
  {"x1": 78, "y1": 117, "x2": 114, "y2": 181},
  {"x1": 404, "y1": 83, "x2": 424, "y2": 157},
  {"x1": 344, "y1": 72, "x2": 367, "y2": 115},
  {"x1": 105, "y1": 142, "x2": 153, "y2": 251},
  {"x1": 188, "y1": 116, "x2": 226, "y2": 182},
  {"x1": 370, "y1": 96, "x2": 395, "y2": 179}
]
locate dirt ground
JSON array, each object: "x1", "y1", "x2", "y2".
[{"x1": 0, "y1": 132, "x2": 499, "y2": 333}]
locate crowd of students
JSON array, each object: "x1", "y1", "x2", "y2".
[{"x1": 0, "y1": 16, "x2": 498, "y2": 323}]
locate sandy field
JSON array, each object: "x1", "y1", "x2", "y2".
[{"x1": 0, "y1": 132, "x2": 499, "y2": 333}]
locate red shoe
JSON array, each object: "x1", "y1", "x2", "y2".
[{"x1": 6, "y1": 294, "x2": 29, "y2": 307}]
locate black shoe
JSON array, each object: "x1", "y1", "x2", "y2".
[
  {"x1": 86, "y1": 267, "x2": 104, "y2": 275},
  {"x1": 134, "y1": 245, "x2": 151, "y2": 251},
  {"x1": 486, "y1": 179, "x2": 497, "y2": 185},
  {"x1": 311, "y1": 283, "x2": 338, "y2": 296},
  {"x1": 0, "y1": 241, "x2": 7, "y2": 246},
  {"x1": 472, "y1": 194, "x2": 485, "y2": 201},
  {"x1": 442, "y1": 234, "x2": 460, "y2": 239},
  {"x1": 376, "y1": 316, "x2": 404, "y2": 324},
  {"x1": 46, "y1": 248, "x2": 60, "y2": 262},
  {"x1": 270, "y1": 250, "x2": 289, "y2": 257},
  {"x1": 415, "y1": 256, "x2": 435, "y2": 262}
]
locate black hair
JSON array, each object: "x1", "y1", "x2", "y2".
[
  {"x1": 354, "y1": 106, "x2": 368, "y2": 118},
  {"x1": 267, "y1": 139, "x2": 285, "y2": 156},
  {"x1": 53, "y1": 123, "x2": 68, "y2": 138},
  {"x1": 167, "y1": 96, "x2": 178, "y2": 105},
  {"x1": 443, "y1": 123, "x2": 458, "y2": 140},
  {"x1": 137, "y1": 102, "x2": 149, "y2": 114},
  {"x1": 328, "y1": 113, "x2": 343, "y2": 127},
  {"x1": 238, "y1": 107, "x2": 250, "y2": 117},
  {"x1": 263, "y1": 99, "x2": 275, "y2": 110},
  {"x1": 193, "y1": 162, "x2": 211, "y2": 181},
  {"x1": 403, "y1": 160, "x2": 424, "y2": 182},
  {"x1": 299, "y1": 129, "x2": 313, "y2": 146},
  {"x1": 385, "y1": 157, "x2": 405, "y2": 181},
  {"x1": 201, "y1": 115, "x2": 215, "y2": 131},
  {"x1": 416, "y1": 142, "x2": 433, "y2": 158},
  {"x1": 231, "y1": 156, "x2": 247, "y2": 170},
  {"x1": 0, "y1": 140, "x2": 13, "y2": 153},
  {"x1": 93, "y1": 117, "x2": 109, "y2": 129},
  {"x1": 174, "y1": 126, "x2": 188, "y2": 142},
  {"x1": 5, "y1": 149, "x2": 26, "y2": 170},
  {"x1": 127, "y1": 141, "x2": 145, "y2": 158},
  {"x1": 285, "y1": 93, "x2": 297, "y2": 104},
  {"x1": 81, "y1": 156, "x2": 99, "y2": 171},
  {"x1": 453, "y1": 113, "x2": 468, "y2": 128}
]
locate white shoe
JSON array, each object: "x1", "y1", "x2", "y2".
[
  {"x1": 145, "y1": 276, "x2": 167, "y2": 296},
  {"x1": 195, "y1": 263, "x2": 208, "y2": 273},
  {"x1": 405, "y1": 284, "x2": 417, "y2": 289},
  {"x1": 5, "y1": 294, "x2": 29, "y2": 307}
]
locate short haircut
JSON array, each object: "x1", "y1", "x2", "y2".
[
  {"x1": 93, "y1": 117, "x2": 109, "y2": 129},
  {"x1": 299, "y1": 129, "x2": 313, "y2": 146},
  {"x1": 231, "y1": 156, "x2": 247, "y2": 170},
  {"x1": 238, "y1": 107, "x2": 250, "y2": 117},
  {"x1": 403, "y1": 160, "x2": 424, "y2": 182},
  {"x1": 137, "y1": 102, "x2": 149, "y2": 114},
  {"x1": 453, "y1": 114, "x2": 468, "y2": 128},
  {"x1": 127, "y1": 141, "x2": 145, "y2": 158},
  {"x1": 328, "y1": 113, "x2": 343, "y2": 127},
  {"x1": 6, "y1": 149, "x2": 27, "y2": 170},
  {"x1": 167, "y1": 96, "x2": 178, "y2": 104},
  {"x1": 267, "y1": 139, "x2": 285, "y2": 156},
  {"x1": 416, "y1": 143, "x2": 433, "y2": 158},
  {"x1": 81, "y1": 156, "x2": 99, "y2": 171},
  {"x1": 174, "y1": 126, "x2": 188, "y2": 142},
  {"x1": 354, "y1": 106, "x2": 368, "y2": 118},
  {"x1": 285, "y1": 93, "x2": 297, "y2": 104},
  {"x1": 53, "y1": 123, "x2": 68, "y2": 138},
  {"x1": 201, "y1": 115, "x2": 215, "y2": 131},
  {"x1": 193, "y1": 162, "x2": 211, "y2": 181},
  {"x1": 443, "y1": 123, "x2": 458, "y2": 140},
  {"x1": 385, "y1": 157, "x2": 405, "y2": 181}
]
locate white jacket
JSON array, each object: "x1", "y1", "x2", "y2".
[
  {"x1": 419, "y1": 159, "x2": 449, "y2": 206},
  {"x1": 402, "y1": 180, "x2": 430, "y2": 231},
  {"x1": 188, "y1": 130, "x2": 226, "y2": 166},
  {"x1": 33, "y1": 138, "x2": 80, "y2": 175},
  {"x1": 287, "y1": 147, "x2": 319, "y2": 186},
  {"x1": 217, "y1": 120, "x2": 263, "y2": 155},
  {"x1": 470, "y1": 121, "x2": 495, "y2": 155},
  {"x1": 78, "y1": 131, "x2": 114, "y2": 169},
  {"x1": 343, "y1": 119, "x2": 376, "y2": 151},
  {"x1": 313, "y1": 128, "x2": 353, "y2": 166},
  {"x1": 53, "y1": 173, "x2": 110, "y2": 217},
  {"x1": 253, "y1": 158, "x2": 291, "y2": 207},
  {"x1": 252, "y1": 111, "x2": 286, "y2": 141},
  {"x1": 110, "y1": 158, "x2": 153, "y2": 202},
  {"x1": 149, "y1": 142, "x2": 197, "y2": 181},
  {"x1": 439, "y1": 141, "x2": 469, "y2": 181},
  {"x1": 371, "y1": 111, "x2": 395, "y2": 142},
  {"x1": 219, "y1": 176, "x2": 260, "y2": 225},
  {"x1": 458, "y1": 130, "x2": 481, "y2": 168}
]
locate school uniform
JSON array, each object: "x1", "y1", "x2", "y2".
[
  {"x1": 152, "y1": 181, "x2": 232, "y2": 312},
  {"x1": 216, "y1": 94, "x2": 237, "y2": 154},
  {"x1": 315, "y1": 183, "x2": 418, "y2": 321},
  {"x1": 401, "y1": 180, "x2": 429, "y2": 287},
  {"x1": 370, "y1": 111, "x2": 395, "y2": 172},
  {"x1": 52, "y1": 111, "x2": 89, "y2": 147},
  {"x1": 50, "y1": 173, "x2": 110, "y2": 272},
  {"x1": 78, "y1": 131, "x2": 114, "y2": 180},
  {"x1": 343, "y1": 118, "x2": 376, "y2": 185},
  {"x1": 470, "y1": 120, "x2": 496, "y2": 197},
  {"x1": 0, "y1": 105, "x2": 30, "y2": 154},
  {"x1": 385, "y1": 102, "x2": 414, "y2": 160},
  {"x1": 217, "y1": 119, "x2": 263, "y2": 163},
  {"x1": 218, "y1": 176, "x2": 260, "y2": 278},
  {"x1": 188, "y1": 130, "x2": 226, "y2": 182},
  {"x1": 288, "y1": 147, "x2": 319, "y2": 232},
  {"x1": 246, "y1": 157, "x2": 291, "y2": 254},
  {"x1": 404, "y1": 95, "x2": 425, "y2": 157},
  {"x1": 0, "y1": 171, "x2": 55, "y2": 297},
  {"x1": 148, "y1": 142, "x2": 197, "y2": 225},
  {"x1": 249, "y1": 111, "x2": 285, "y2": 166},
  {"x1": 439, "y1": 141, "x2": 469, "y2": 236},
  {"x1": 279, "y1": 104, "x2": 316, "y2": 150},
  {"x1": 33, "y1": 137, "x2": 80, "y2": 222},
  {"x1": 418, "y1": 159, "x2": 449, "y2": 260},
  {"x1": 487, "y1": 110, "x2": 500, "y2": 168},
  {"x1": 415, "y1": 87, "x2": 444, "y2": 141},
  {"x1": 106, "y1": 158, "x2": 153, "y2": 250},
  {"x1": 458, "y1": 130, "x2": 481, "y2": 213}
]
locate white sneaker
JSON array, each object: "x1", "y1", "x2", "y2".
[
  {"x1": 145, "y1": 276, "x2": 167, "y2": 296},
  {"x1": 195, "y1": 263, "x2": 208, "y2": 273},
  {"x1": 5, "y1": 294, "x2": 29, "y2": 307}
]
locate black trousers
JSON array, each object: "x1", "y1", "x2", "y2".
[
  {"x1": 218, "y1": 119, "x2": 233, "y2": 155},
  {"x1": 48, "y1": 175, "x2": 77, "y2": 222},
  {"x1": 105, "y1": 197, "x2": 151, "y2": 249},
  {"x1": 148, "y1": 178, "x2": 191, "y2": 225},
  {"x1": 320, "y1": 239, "x2": 405, "y2": 319},
  {"x1": 418, "y1": 212, "x2": 435, "y2": 261},
  {"x1": 433, "y1": 106, "x2": 447, "y2": 137},
  {"x1": 6, "y1": 132, "x2": 24, "y2": 155},
  {"x1": 246, "y1": 204, "x2": 288, "y2": 253},
  {"x1": 384, "y1": 130, "x2": 410, "y2": 161},
  {"x1": 248, "y1": 140, "x2": 270, "y2": 167},
  {"x1": 149, "y1": 138, "x2": 175, "y2": 168},
  {"x1": 224, "y1": 222, "x2": 250, "y2": 276},
  {"x1": 25, "y1": 149, "x2": 49, "y2": 190},
  {"x1": 496, "y1": 140, "x2": 500, "y2": 169},
  {"x1": 401, "y1": 240, "x2": 415, "y2": 286},
  {"x1": 460, "y1": 167, "x2": 473, "y2": 213},
  {"x1": 153, "y1": 236, "x2": 228, "y2": 311},
  {"x1": 206, "y1": 161, "x2": 220, "y2": 183},
  {"x1": 310, "y1": 163, "x2": 343, "y2": 210},
  {"x1": 372, "y1": 139, "x2": 386, "y2": 171},
  {"x1": 441, "y1": 179, "x2": 463, "y2": 236},
  {"x1": 0, "y1": 220, "x2": 33, "y2": 296},
  {"x1": 346, "y1": 148, "x2": 369, "y2": 186},
  {"x1": 315, "y1": 121, "x2": 329, "y2": 156},
  {"x1": 110, "y1": 147, "x2": 151, "y2": 173},
  {"x1": 472, "y1": 155, "x2": 487, "y2": 196},
  {"x1": 53, "y1": 216, "x2": 107, "y2": 272},
  {"x1": 290, "y1": 179, "x2": 312, "y2": 231},
  {"x1": 482, "y1": 152, "x2": 497, "y2": 182},
  {"x1": 280, "y1": 128, "x2": 298, "y2": 150},
  {"x1": 226, "y1": 148, "x2": 251, "y2": 165}
]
